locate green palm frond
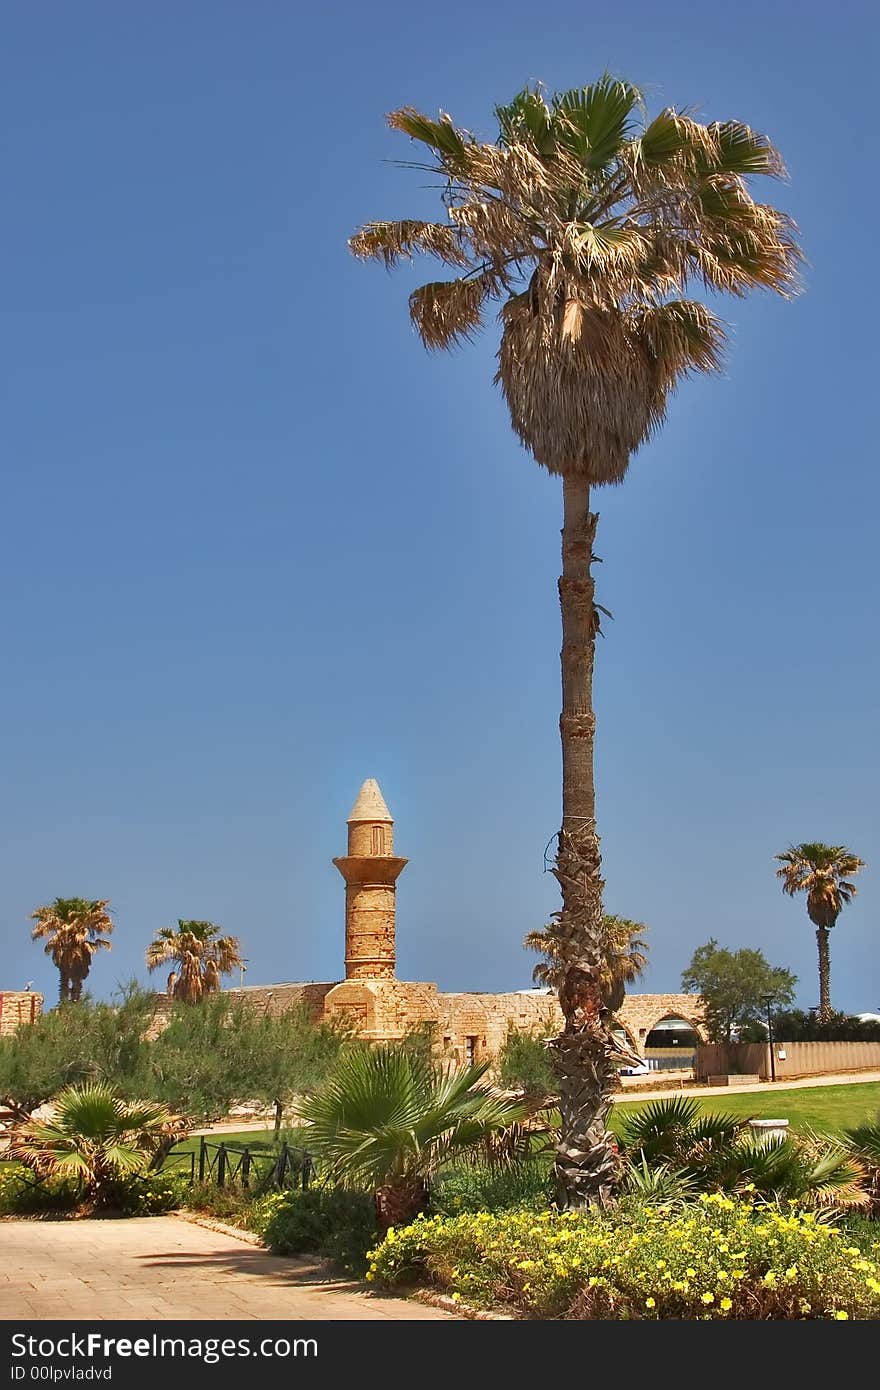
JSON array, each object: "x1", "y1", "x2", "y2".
[
  {"x1": 296, "y1": 1046, "x2": 526, "y2": 1190},
  {"x1": 8, "y1": 1083, "x2": 181, "y2": 1203},
  {"x1": 623, "y1": 1155, "x2": 697, "y2": 1202},
  {"x1": 552, "y1": 76, "x2": 643, "y2": 167}
]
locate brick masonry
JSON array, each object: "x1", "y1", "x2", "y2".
[{"x1": 0, "y1": 991, "x2": 43, "y2": 1037}]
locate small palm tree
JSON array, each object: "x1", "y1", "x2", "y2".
[
  {"x1": 9, "y1": 1083, "x2": 181, "y2": 1207},
  {"x1": 775, "y1": 843, "x2": 866, "y2": 1021},
  {"x1": 526, "y1": 913, "x2": 648, "y2": 1015},
  {"x1": 30, "y1": 898, "x2": 113, "y2": 1004},
  {"x1": 146, "y1": 920, "x2": 243, "y2": 1004},
  {"x1": 352, "y1": 78, "x2": 799, "y2": 1206},
  {"x1": 297, "y1": 1046, "x2": 527, "y2": 1231}
]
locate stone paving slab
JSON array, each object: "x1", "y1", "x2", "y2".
[{"x1": 0, "y1": 1217, "x2": 453, "y2": 1321}]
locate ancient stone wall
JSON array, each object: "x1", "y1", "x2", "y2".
[
  {"x1": 0, "y1": 991, "x2": 43, "y2": 1037},
  {"x1": 616, "y1": 993, "x2": 707, "y2": 1051}
]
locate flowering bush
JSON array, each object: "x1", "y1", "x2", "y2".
[
  {"x1": 0, "y1": 1162, "x2": 187, "y2": 1217},
  {"x1": 368, "y1": 1195, "x2": 880, "y2": 1319},
  {"x1": 0, "y1": 1163, "x2": 79, "y2": 1215}
]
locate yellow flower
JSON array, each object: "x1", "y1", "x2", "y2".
[
  {"x1": 645, "y1": 1298, "x2": 656, "y2": 1309},
  {"x1": 720, "y1": 1298, "x2": 732, "y2": 1311},
  {"x1": 833, "y1": 1310, "x2": 849, "y2": 1320},
  {"x1": 701, "y1": 1293, "x2": 714, "y2": 1305}
]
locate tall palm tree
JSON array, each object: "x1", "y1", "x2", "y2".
[
  {"x1": 297, "y1": 1046, "x2": 527, "y2": 1231},
  {"x1": 351, "y1": 78, "x2": 799, "y2": 1205},
  {"x1": 146, "y1": 920, "x2": 243, "y2": 1004},
  {"x1": 775, "y1": 843, "x2": 865, "y2": 1021},
  {"x1": 30, "y1": 898, "x2": 113, "y2": 1004}
]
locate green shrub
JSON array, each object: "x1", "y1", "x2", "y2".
[
  {"x1": 262, "y1": 1187, "x2": 377, "y2": 1273},
  {"x1": 434, "y1": 1159, "x2": 552, "y2": 1215},
  {"x1": 0, "y1": 1162, "x2": 186, "y2": 1217},
  {"x1": 368, "y1": 1195, "x2": 880, "y2": 1319},
  {"x1": 0, "y1": 1164, "x2": 79, "y2": 1216},
  {"x1": 497, "y1": 1029, "x2": 556, "y2": 1098},
  {"x1": 106, "y1": 1171, "x2": 188, "y2": 1216}
]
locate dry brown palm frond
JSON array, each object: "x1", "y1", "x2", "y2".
[
  {"x1": 348, "y1": 219, "x2": 470, "y2": 269},
  {"x1": 409, "y1": 277, "x2": 487, "y2": 349},
  {"x1": 356, "y1": 83, "x2": 801, "y2": 484}
]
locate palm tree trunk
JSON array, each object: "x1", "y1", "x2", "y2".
[
  {"x1": 551, "y1": 474, "x2": 619, "y2": 1209},
  {"x1": 374, "y1": 1179, "x2": 429, "y2": 1235},
  {"x1": 816, "y1": 926, "x2": 832, "y2": 1022},
  {"x1": 58, "y1": 970, "x2": 69, "y2": 1005}
]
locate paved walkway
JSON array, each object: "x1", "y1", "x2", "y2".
[
  {"x1": 0, "y1": 1216, "x2": 453, "y2": 1321},
  {"x1": 615, "y1": 1069, "x2": 880, "y2": 1103}
]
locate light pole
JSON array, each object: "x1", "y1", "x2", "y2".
[{"x1": 762, "y1": 995, "x2": 776, "y2": 1082}]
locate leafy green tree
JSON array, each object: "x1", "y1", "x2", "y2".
[
  {"x1": 30, "y1": 898, "x2": 113, "y2": 1003},
  {"x1": 352, "y1": 78, "x2": 799, "y2": 1206},
  {"x1": 148, "y1": 995, "x2": 352, "y2": 1120},
  {"x1": 739, "y1": 1009, "x2": 880, "y2": 1044},
  {"x1": 498, "y1": 1028, "x2": 557, "y2": 1098},
  {"x1": 297, "y1": 1046, "x2": 527, "y2": 1231},
  {"x1": 0, "y1": 985, "x2": 154, "y2": 1110},
  {"x1": 681, "y1": 939, "x2": 796, "y2": 1042},
  {"x1": 0, "y1": 988, "x2": 352, "y2": 1122},
  {"x1": 775, "y1": 843, "x2": 866, "y2": 1021}
]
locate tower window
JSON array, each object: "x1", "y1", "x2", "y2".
[
  {"x1": 466, "y1": 1036, "x2": 478, "y2": 1065},
  {"x1": 371, "y1": 825, "x2": 385, "y2": 855}
]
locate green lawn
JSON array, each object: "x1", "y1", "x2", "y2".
[
  {"x1": 612, "y1": 1081, "x2": 879, "y2": 1136},
  {"x1": 172, "y1": 1127, "x2": 304, "y2": 1156}
]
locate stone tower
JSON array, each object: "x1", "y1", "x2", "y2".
[{"x1": 332, "y1": 779, "x2": 408, "y2": 980}]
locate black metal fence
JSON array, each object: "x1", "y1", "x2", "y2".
[{"x1": 163, "y1": 1137, "x2": 313, "y2": 1193}]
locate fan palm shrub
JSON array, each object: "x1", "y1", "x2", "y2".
[
  {"x1": 30, "y1": 898, "x2": 113, "y2": 1004},
  {"x1": 8, "y1": 1082, "x2": 184, "y2": 1208},
  {"x1": 842, "y1": 1120, "x2": 880, "y2": 1213},
  {"x1": 775, "y1": 844, "x2": 866, "y2": 1021},
  {"x1": 618, "y1": 1096, "x2": 866, "y2": 1207},
  {"x1": 352, "y1": 78, "x2": 800, "y2": 1205},
  {"x1": 296, "y1": 1046, "x2": 527, "y2": 1231}
]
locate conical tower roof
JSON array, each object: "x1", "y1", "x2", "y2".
[{"x1": 347, "y1": 778, "x2": 393, "y2": 823}]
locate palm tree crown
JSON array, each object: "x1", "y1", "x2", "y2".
[
  {"x1": 526, "y1": 912, "x2": 648, "y2": 1013},
  {"x1": 30, "y1": 897, "x2": 113, "y2": 1004},
  {"x1": 146, "y1": 920, "x2": 243, "y2": 1004},
  {"x1": 775, "y1": 842, "x2": 865, "y2": 1020},
  {"x1": 351, "y1": 78, "x2": 799, "y2": 483},
  {"x1": 775, "y1": 843, "x2": 865, "y2": 928}
]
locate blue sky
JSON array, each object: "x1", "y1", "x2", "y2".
[{"x1": 3, "y1": 1, "x2": 877, "y2": 1014}]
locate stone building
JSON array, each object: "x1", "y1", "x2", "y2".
[
  {"x1": 225, "y1": 779, "x2": 705, "y2": 1065},
  {"x1": 0, "y1": 990, "x2": 43, "y2": 1037}
]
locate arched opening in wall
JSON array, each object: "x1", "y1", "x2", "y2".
[{"x1": 644, "y1": 1016, "x2": 700, "y2": 1070}]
